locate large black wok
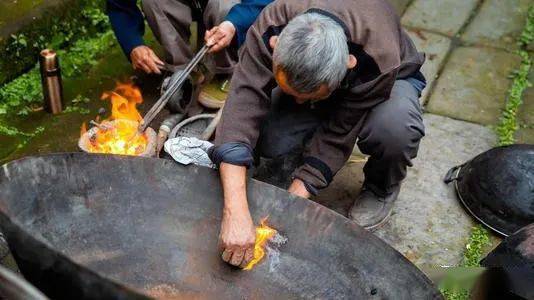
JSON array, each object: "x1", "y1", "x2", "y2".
[
  {"x1": 444, "y1": 145, "x2": 534, "y2": 236},
  {"x1": 0, "y1": 153, "x2": 441, "y2": 299}
]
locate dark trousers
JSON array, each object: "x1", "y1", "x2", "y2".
[
  {"x1": 255, "y1": 80, "x2": 425, "y2": 196},
  {"x1": 142, "y1": 0, "x2": 239, "y2": 74}
]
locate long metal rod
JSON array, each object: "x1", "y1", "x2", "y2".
[{"x1": 138, "y1": 45, "x2": 210, "y2": 133}]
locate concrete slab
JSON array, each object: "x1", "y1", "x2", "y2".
[
  {"x1": 374, "y1": 114, "x2": 496, "y2": 267},
  {"x1": 515, "y1": 70, "x2": 534, "y2": 144},
  {"x1": 461, "y1": 0, "x2": 531, "y2": 50},
  {"x1": 426, "y1": 47, "x2": 521, "y2": 125},
  {"x1": 406, "y1": 29, "x2": 452, "y2": 104},
  {"x1": 401, "y1": 0, "x2": 479, "y2": 36},
  {"x1": 387, "y1": 0, "x2": 413, "y2": 16}
]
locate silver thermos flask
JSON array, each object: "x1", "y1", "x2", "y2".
[{"x1": 39, "y1": 49, "x2": 64, "y2": 114}]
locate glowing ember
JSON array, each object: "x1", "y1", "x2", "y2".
[
  {"x1": 80, "y1": 83, "x2": 148, "y2": 156},
  {"x1": 244, "y1": 219, "x2": 277, "y2": 270}
]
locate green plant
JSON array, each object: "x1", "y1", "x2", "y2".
[
  {"x1": 518, "y1": 6, "x2": 534, "y2": 47},
  {"x1": 495, "y1": 51, "x2": 532, "y2": 146},
  {"x1": 0, "y1": 31, "x2": 116, "y2": 116},
  {"x1": 64, "y1": 95, "x2": 91, "y2": 114},
  {"x1": 7, "y1": 33, "x2": 29, "y2": 57},
  {"x1": 494, "y1": 5, "x2": 533, "y2": 146},
  {"x1": 439, "y1": 225, "x2": 491, "y2": 300},
  {"x1": 462, "y1": 225, "x2": 491, "y2": 267},
  {"x1": 0, "y1": 124, "x2": 44, "y2": 138},
  {"x1": 440, "y1": 288, "x2": 469, "y2": 300},
  {"x1": 0, "y1": 0, "x2": 109, "y2": 85}
]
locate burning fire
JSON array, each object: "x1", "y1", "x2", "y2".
[
  {"x1": 80, "y1": 83, "x2": 148, "y2": 156},
  {"x1": 244, "y1": 219, "x2": 277, "y2": 270}
]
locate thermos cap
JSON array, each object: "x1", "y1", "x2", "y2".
[{"x1": 40, "y1": 49, "x2": 58, "y2": 72}]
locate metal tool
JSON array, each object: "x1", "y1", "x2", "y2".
[
  {"x1": 138, "y1": 45, "x2": 210, "y2": 134},
  {"x1": 201, "y1": 106, "x2": 223, "y2": 140}
]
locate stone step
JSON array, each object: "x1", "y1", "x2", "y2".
[
  {"x1": 405, "y1": 29, "x2": 452, "y2": 105},
  {"x1": 461, "y1": 0, "x2": 531, "y2": 51},
  {"x1": 402, "y1": 0, "x2": 479, "y2": 37},
  {"x1": 426, "y1": 46, "x2": 522, "y2": 125}
]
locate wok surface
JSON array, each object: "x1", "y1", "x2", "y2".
[
  {"x1": 454, "y1": 145, "x2": 534, "y2": 236},
  {"x1": 0, "y1": 153, "x2": 440, "y2": 299}
]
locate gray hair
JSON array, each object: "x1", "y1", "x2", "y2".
[{"x1": 273, "y1": 12, "x2": 348, "y2": 94}]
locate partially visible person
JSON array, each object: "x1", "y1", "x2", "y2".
[{"x1": 106, "y1": 0, "x2": 272, "y2": 83}]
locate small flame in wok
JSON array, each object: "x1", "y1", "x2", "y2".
[
  {"x1": 244, "y1": 219, "x2": 277, "y2": 270},
  {"x1": 80, "y1": 83, "x2": 148, "y2": 156}
]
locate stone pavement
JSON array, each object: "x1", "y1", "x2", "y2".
[{"x1": 319, "y1": 0, "x2": 531, "y2": 269}]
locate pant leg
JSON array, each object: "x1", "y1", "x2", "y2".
[
  {"x1": 203, "y1": 0, "x2": 241, "y2": 74},
  {"x1": 257, "y1": 88, "x2": 325, "y2": 158},
  {"x1": 357, "y1": 80, "x2": 425, "y2": 196},
  {"x1": 142, "y1": 0, "x2": 193, "y2": 68},
  {"x1": 254, "y1": 88, "x2": 324, "y2": 188}
]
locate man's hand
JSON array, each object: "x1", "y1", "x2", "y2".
[
  {"x1": 219, "y1": 207, "x2": 256, "y2": 268},
  {"x1": 218, "y1": 163, "x2": 256, "y2": 268},
  {"x1": 130, "y1": 45, "x2": 164, "y2": 74},
  {"x1": 205, "y1": 21, "x2": 236, "y2": 53},
  {"x1": 288, "y1": 179, "x2": 311, "y2": 199}
]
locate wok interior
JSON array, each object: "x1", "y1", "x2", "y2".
[{"x1": 0, "y1": 154, "x2": 439, "y2": 299}]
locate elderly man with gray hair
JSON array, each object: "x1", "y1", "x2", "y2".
[{"x1": 209, "y1": 0, "x2": 426, "y2": 268}]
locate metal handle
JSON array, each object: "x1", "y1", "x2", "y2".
[
  {"x1": 443, "y1": 165, "x2": 462, "y2": 184},
  {"x1": 138, "y1": 45, "x2": 210, "y2": 133}
]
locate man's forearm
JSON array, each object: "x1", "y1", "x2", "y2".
[{"x1": 220, "y1": 163, "x2": 250, "y2": 212}]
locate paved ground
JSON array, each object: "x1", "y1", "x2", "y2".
[
  {"x1": 318, "y1": 0, "x2": 532, "y2": 269},
  {"x1": 0, "y1": 0, "x2": 532, "y2": 277}
]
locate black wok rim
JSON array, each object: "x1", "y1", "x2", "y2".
[{"x1": 452, "y1": 167, "x2": 510, "y2": 237}]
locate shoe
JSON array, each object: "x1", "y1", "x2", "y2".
[
  {"x1": 162, "y1": 69, "x2": 205, "y2": 114},
  {"x1": 348, "y1": 184, "x2": 400, "y2": 231},
  {"x1": 198, "y1": 74, "x2": 231, "y2": 109}
]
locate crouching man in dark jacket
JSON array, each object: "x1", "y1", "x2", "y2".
[{"x1": 209, "y1": 0, "x2": 426, "y2": 268}]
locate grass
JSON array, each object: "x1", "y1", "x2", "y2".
[
  {"x1": 439, "y1": 225, "x2": 491, "y2": 300},
  {"x1": 461, "y1": 225, "x2": 491, "y2": 267},
  {"x1": 494, "y1": 5, "x2": 533, "y2": 146}
]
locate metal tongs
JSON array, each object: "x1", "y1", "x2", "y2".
[{"x1": 137, "y1": 45, "x2": 211, "y2": 134}]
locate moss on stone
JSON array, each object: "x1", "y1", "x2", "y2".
[{"x1": 495, "y1": 5, "x2": 533, "y2": 146}]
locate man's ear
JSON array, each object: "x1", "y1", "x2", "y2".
[
  {"x1": 347, "y1": 54, "x2": 357, "y2": 69},
  {"x1": 269, "y1": 36, "x2": 279, "y2": 50}
]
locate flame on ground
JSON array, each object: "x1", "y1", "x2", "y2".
[
  {"x1": 80, "y1": 83, "x2": 148, "y2": 156},
  {"x1": 244, "y1": 219, "x2": 277, "y2": 270}
]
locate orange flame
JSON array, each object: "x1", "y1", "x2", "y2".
[
  {"x1": 244, "y1": 219, "x2": 277, "y2": 270},
  {"x1": 80, "y1": 83, "x2": 148, "y2": 156}
]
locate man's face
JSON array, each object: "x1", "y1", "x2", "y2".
[{"x1": 274, "y1": 66, "x2": 332, "y2": 104}]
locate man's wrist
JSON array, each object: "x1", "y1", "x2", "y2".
[{"x1": 288, "y1": 179, "x2": 312, "y2": 199}]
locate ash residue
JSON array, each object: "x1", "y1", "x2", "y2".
[{"x1": 267, "y1": 232, "x2": 288, "y2": 272}]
